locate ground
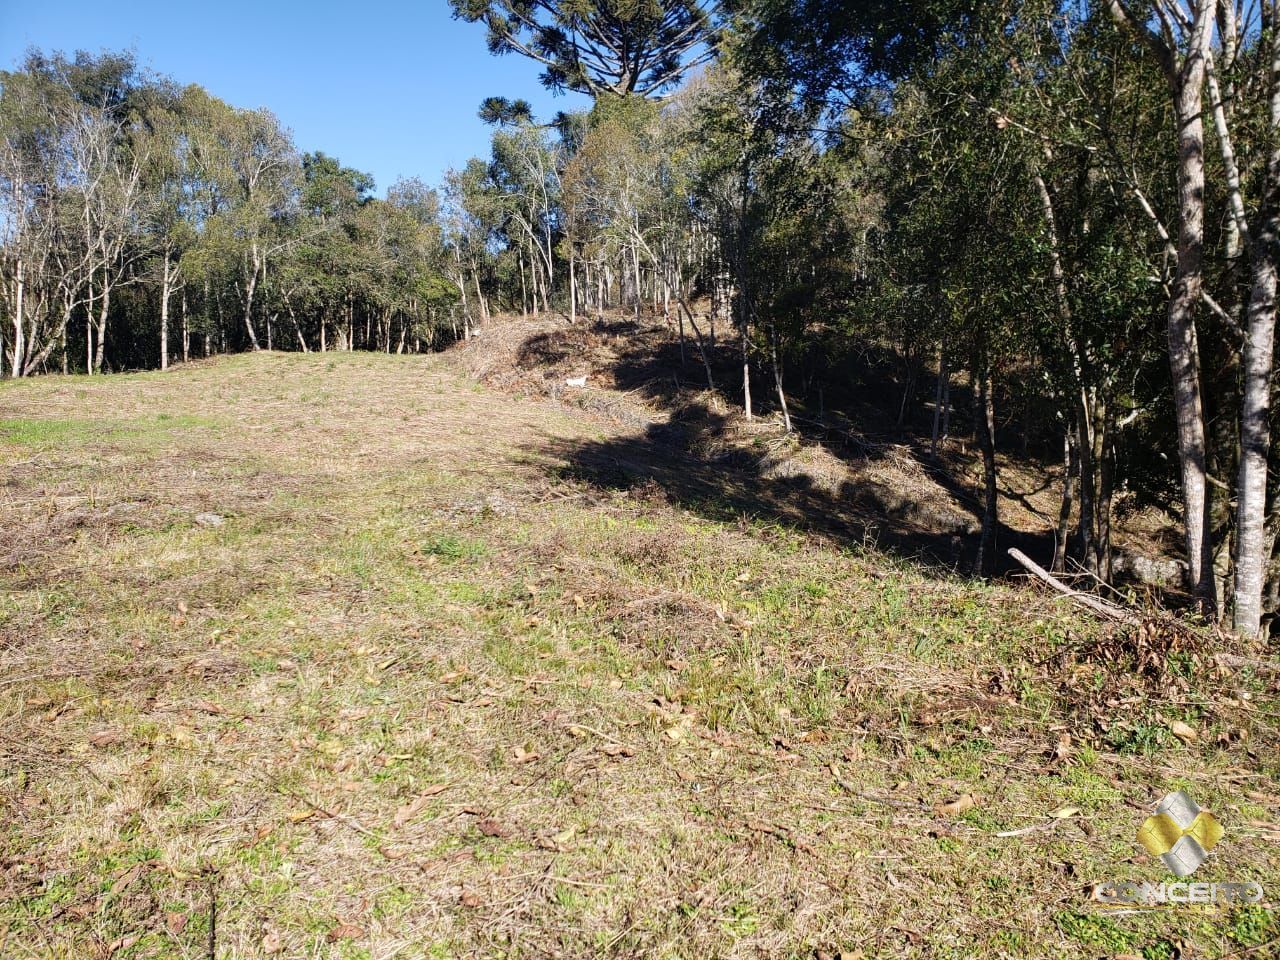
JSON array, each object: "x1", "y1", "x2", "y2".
[{"x1": 0, "y1": 343, "x2": 1277, "y2": 959}]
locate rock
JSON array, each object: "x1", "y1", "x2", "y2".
[
  {"x1": 1112, "y1": 550, "x2": 1185, "y2": 588},
  {"x1": 194, "y1": 512, "x2": 225, "y2": 527}
]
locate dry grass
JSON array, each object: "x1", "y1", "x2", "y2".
[{"x1": 0, "y1": 349, "x2": 1277, "y2": 960}]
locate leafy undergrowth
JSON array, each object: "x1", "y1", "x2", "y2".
[{"x1": 0, "y1": 351, "x2": 1276, "y2": 959}]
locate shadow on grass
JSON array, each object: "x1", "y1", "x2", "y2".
[{"x1": 530, "y1": 396, "x2": 1055, "y2": 579}]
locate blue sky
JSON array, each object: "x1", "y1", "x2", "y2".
[{"x1": 0, "y1": 0, "x2": 589, "y2": 194}]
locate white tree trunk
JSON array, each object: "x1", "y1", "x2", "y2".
[
  {"x1": 1233, "y1": 27, "x2": 1280, "y2": 636},
  {"x1": 160, "y1": 248, "x2": 171, "y2": 371},
  {"x1": 10, "y1": 256, "x2": 24, "y2": 378}
]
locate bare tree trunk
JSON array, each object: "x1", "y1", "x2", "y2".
[
  {"x1": 242, "y1": 246, "x2": 262, "y2": 351},
  {"x1": 10, "y1": 256, "x2": 24, "y2": 378},
  {"x1": 931, "y1": 348, "x2": 949, "y2": 457},
  {"x1": 941, "y1": 371, "x2": 951, "y2": 439},
  {"x1": 519, "y1": 250, "x2": 529, "y2": 319},
  {"x1": 160, "y1": 248, "x2": 172, "y2": 371},
  {"x1": 1234, "y1": 42, "x2": 1280, "y2": 634},
  {"x1": 897, "y1": 340, "x2": 917, "y2": 427},
  {"x1": 770, "y1": 323, "x2": 791, "y2": 433},
  {"x1": 976, "y1": 361, "x2": 998, "y2": 578},
  {"x1": 1096, "y1": 409, "x2": 1115, "y2": 581},
  {"x1": 288, "y1": 303, "x2": 309, "y2": 352},
  {"x1": 472, "y1": 265, "x2": 488, "y2": 324},
  {"x1": 1169, "y1": 78, "x2": 1217, "y2": 613},
  {"x1": 1106, "y1": 0, "x2": 1218, "y2": 614},
  {"x1": 181, "y1": 287, "x2": 190, "y2": 363},
  {"x1": 93, "y1": 278, "x2": 110, "y2": 374},
  {"x1": 569, "y1": 245, "x2": 577, "y2": 325},
  {"x1": 1054, "y1": 429, "x2": 1077, "y2": 573}
]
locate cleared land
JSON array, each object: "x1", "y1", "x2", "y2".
[{"x1": 1, "y1": 346, "x2": 1277, "y2": 959}]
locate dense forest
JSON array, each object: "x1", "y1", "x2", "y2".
[{"x1": 3, "y1": 0, "x2": 1280, "y2": 639}]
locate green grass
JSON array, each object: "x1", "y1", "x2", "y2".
[
  {"x1": 0, "y1": 412, "x2": 220, "y2": 449},
  {"x1": 0, "y1": 351, "x2": 1275, "y2": 959}
]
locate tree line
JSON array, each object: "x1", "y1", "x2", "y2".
[
  {"x1": 4, "y1": 0, "x2": 1280, "y2": 639},
  {"x1": 442, "y1": 0, "x2": 1280, "y2": 638},
  {"x1": 0, "y1": 51, "x2": 461, "y2": 377}
]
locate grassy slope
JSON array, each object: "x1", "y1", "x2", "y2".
[{"x1": 0, "y1": 351, "x2": 1276, "y2": 959}]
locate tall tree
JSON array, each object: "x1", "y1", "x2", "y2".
[{"x1": 450, "y1": 0, "x2": 721, "y2": 97}]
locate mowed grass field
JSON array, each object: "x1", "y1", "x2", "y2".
[{"x1": 0, "y1": 350, "x2": 1277, "y2": 959}]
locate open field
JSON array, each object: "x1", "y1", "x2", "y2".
[{"x1": 1, "y1": 348, "x2": 1277, "y2": 959}]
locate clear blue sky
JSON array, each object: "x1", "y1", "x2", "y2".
[{"x1": 0, "y1": 0, "x2": 589, "y2": 194}]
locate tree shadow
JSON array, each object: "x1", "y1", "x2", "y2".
[
  {"x1": 530, "y1": 396, "x2": 1055, "y2": 579},
  {"x1": 504, "y1": 314, "x2": 1070, "y2": 577}
]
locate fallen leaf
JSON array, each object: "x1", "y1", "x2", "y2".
[
  {"x1": 459, "y1": 889, "x2": 483, "y2": 907},
  {"x1": 1054, "y1": 732, "x2": 1072, "y2": 761},
  {"x1": 89, "y1": 730, "x2": 123, "y2": 749},
  {"x1": 1171, "y1": 720, "x2": 1198, "y2": 743},
  {"x1": 394, "y1": 795, "x2": 432, "y2": 828},
  {"x1": 665, "y1": 658, "x2": 688, "y2": 672},
  {"x1": 936, "y1": 793, "x2": 977, "y2": 817},
  {"x1": 512, "y1": 746, "x2": 541, "y2": 763},
  {"x1": 1050, "y1": 805, "x2": 1081, "y2": 819},
  {"x1": 106, "y1": 933, "x2": 141, "y2": 955},
  {"x1": 325, "y1": 923, "x2": 363, "y2": 942},
  {"x1": 287, "y1": 808, "x2": 315, "y2": 824},
  {"x1": 261, "y1": 930, "x2": 284, "y2": 954},
  {"x1": 165, "y1": 911, "x2": 188, "y2": 935},
  {"x1": 600, "y1": 743, "x2": 635, "y2": 757},
  {"x1": 109, "y1": 863, "x2": 144, "y2": 896},
  {"x1": 379, "y1": 845, "x2": 407, "y2": 860},
  {"x1": 477, "y1": 817, "x2": 511, "y2": 838}
]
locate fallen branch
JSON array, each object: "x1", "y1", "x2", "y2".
[
  {"x1": 1007, "y1": 548, "x2": 1140, "y2": 626},
  {"x1": 1215, "y1": 653, "x2": 1280, "y2": 673}
]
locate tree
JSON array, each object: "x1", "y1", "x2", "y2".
[
  {"x1": 1104, "y1": 0, "x2": 1217, "y2": 615},
  {"x1": 450, "y1": 0, "x2": 721, "y2": 98}
]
